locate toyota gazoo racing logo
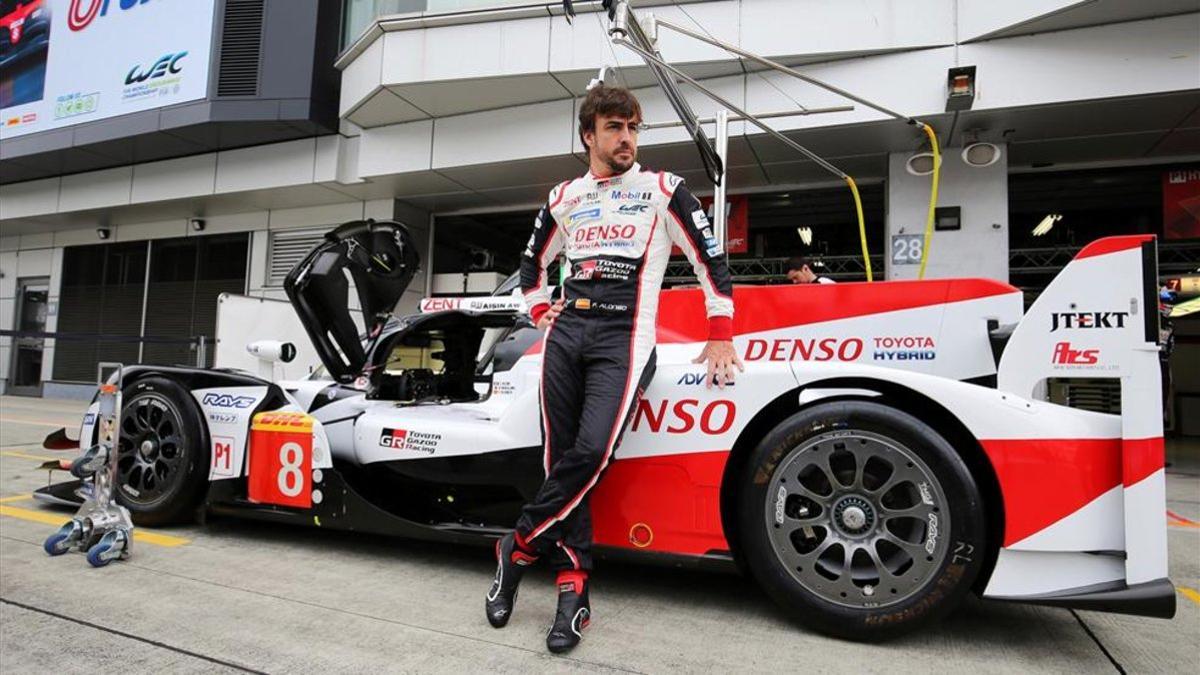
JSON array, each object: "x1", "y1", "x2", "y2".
[
  {"x1": 379, "y1": 427, "x2": 440, "y2": 453},
  {"x1": 125, "y1": 51, "x2": 187, "y2": 85},
  {"x1": 201, "y1": 393, "x2": 256, "y2": 409},
  {"x1": 572, "y1": 258, "x2": 635, "y2": 281},
  {"x1": 69, "y1": 0, "x2": 160, "y2": 32},
  {"x1": 380, "y1": 427, "x2": 408, "y2": 448}
]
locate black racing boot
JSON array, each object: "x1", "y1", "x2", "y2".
[
  {"x1": 486, "y1": 532, "x2": 537, "y2": 628},
  {"x1": 546, "y1": 571, "x2": 590, "y2": 654}
]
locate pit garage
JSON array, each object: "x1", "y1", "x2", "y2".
[{"x1": 1, "y1": 0, "x2": 1199, "y2": 670}]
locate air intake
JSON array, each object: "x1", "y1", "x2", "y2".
[{"x1": 217, "y1": 0, "x2": 265, "y2": 97}]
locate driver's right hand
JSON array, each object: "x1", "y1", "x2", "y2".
[{"x1": 537, "y1": 299, "x2": 565, "y2": 330}]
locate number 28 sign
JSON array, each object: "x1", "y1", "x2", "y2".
[
  {"x1": 891, "y1": 234, "x2": 925, "y2": 266},
  {"x1": 248, "y1": 412, "x2": 313, "y2": 508}
]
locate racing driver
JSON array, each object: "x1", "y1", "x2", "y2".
[{"x1": 486, "y1": 85, "x2": 742, "y2": 653}]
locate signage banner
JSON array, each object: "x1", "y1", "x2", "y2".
[
  {"x1": 671, "y1": 194, "x2": 750, "y2": 258},
  {"x1": 1163, "y1": 167, "x2": 1200, "y2": 240},
  {"x1": 1, "y1": 0, "x2": 217, "y2": 139}
]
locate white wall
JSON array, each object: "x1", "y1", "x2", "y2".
[
  {"x1": 0, "y1": 237, "x2": 60, "y2": 393},
  {"x1": 886, "y1": 145, "x2": 1009, "y2": 281}
]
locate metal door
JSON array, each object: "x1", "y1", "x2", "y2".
[{"x1": 9, "y1": 277, "x2": 50, "y2": 397}]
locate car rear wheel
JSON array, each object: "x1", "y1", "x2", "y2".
[
  {"x1": 116, "y1": 377, "x2": 209, "y2": 526},
  {"x1": 737, "y1": 400, "x2": 985, "y2": 641}
]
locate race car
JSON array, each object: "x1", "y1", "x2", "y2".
[
  {"x1": 0, "y1": 0, "x2": 49, "y2": 69},
  {"x1": 37, "y1": 221, "x2": 1175, "y2": 641}
]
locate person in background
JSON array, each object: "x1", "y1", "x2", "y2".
[{"x1": 786, "y1": 255, "x2": 836, "y2": 284}]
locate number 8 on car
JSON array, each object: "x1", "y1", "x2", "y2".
[{"x1": 248, "y1": 411, "x2": 313, "y2": 508}]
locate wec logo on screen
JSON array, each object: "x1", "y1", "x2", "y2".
[
  {"x1": 125, "y1": 52, "x2": 187, "y2": 85},
  {"x1": 68, "y1": 0, "x2": 162, "y2": 32}
]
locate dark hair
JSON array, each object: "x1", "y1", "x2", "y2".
[
  {"x1": 578, "y1": 85, "x2": 642, "y2": 153},
  {"x1": 786, "y1": 255, "x2": 811, "y2": 272}
]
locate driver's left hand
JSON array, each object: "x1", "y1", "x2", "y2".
[{"x1": 692, "y1": 340, "x2": 744, "y2": 389}]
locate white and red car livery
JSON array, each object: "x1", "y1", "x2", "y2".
[{"x1": 42, "y1": 222, "x2": 1173, "y2": 641}]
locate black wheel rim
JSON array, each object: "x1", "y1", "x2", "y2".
[
  {"x1": 117, "y1": 392, "x2": 186, "y2": 505},
  {"x1": 764, "y1": 430, "x2": 949, "y2": 609}
]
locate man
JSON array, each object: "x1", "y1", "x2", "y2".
[
  {"x1": 786, "y1": 255, "x2": 836, "y2": 284},
  {"x1": 486, "y1": 85, "x2": 742, "y2": 653}
]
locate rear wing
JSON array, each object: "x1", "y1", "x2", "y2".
[{"x1": 998, "y1": 235, "x2": 1166, "y2": 586}]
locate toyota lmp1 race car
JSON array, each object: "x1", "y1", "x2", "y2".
[{"x1": 37, "y1": 220, "x2": 1176, "y2": 641}]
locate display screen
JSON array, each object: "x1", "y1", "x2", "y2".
[{"x1": 1, "y1": 0, "x2": 217, "y2": 139}]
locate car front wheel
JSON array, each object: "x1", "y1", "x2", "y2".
[
  {"x1": 116, "y1": 376, "x2": 209, "y2": 526},
  {"x1": 737, "y1": 400, "x2": 986, "y2": 641}
]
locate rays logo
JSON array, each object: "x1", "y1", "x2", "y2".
[{"x1": 201, "y1": 393, "x2": 256, "y2": 409}]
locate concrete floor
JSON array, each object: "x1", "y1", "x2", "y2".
[{"x1": 1, "y1": 394, "x2": 1197, "y2": 673}]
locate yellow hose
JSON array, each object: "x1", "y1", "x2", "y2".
[
  {"x1": 916, "y1": 123, "x2": 940, "y2": 280},
  {"x1": 845, "y1": 176, "x2": 871, "y2": 282}
]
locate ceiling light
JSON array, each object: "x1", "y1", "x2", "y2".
[
  {"x1": 906, "y1": 152, "x2": 936, "y2": 176},
  {"x1": 797, "y1": 227, "x2": 813, "y2": 246},
  {"x1": 962, "y1": 142, "x2": 1001, "y2": 167},
  {"x1": 1032, "y1": 214, "x2": 1062, "y2": 237}
]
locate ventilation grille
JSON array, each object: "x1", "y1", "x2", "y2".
[
  {"x1": 267, "y1": 228, "x2": 326, "y2": 287},
  {"x1": 1048, "y1": 378, "x2": 1122, "y2": 415},
  {"x1": 217, "y1": 0, "x2": 265, "y2": 97}
]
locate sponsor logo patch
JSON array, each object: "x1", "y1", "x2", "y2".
[
  {"x1": 202, "y1": 393, "x2": 256, "y2": 409},
  {"x1": 872, "y1": 336, "x2": 936, "y2": 362},
  {"x1": 744, "y1": 338, "x2": 864, "y2": 362},
  {"x1": 676, "y1": 372, "x2": 735, "y2": 387},
  {"x1": 568, "y1": 207, "x2": 602, "y2": 224},
  {"x1": 1050, "y1": 311, "x2": 1129, "y2": 332},
  {"x1": 631, "y1": 399, "x2": 736, "y2": 435},
  {"x1": 572, "y1": 258, "x2": 637, "y2": 281},
  {"x1": 1051, "y1": 341, "x2": 1105, "y2": 368},
  {"x1": 617, "y1": 203, "x2": 649, "y2": 214},
  {"x1": 572, "y1": 223, "x2": 638, "y2": 249},
  {"x1": 208, "y1": 412, "x2": 239, "y2": 425},
  {"x1": 379, "y1": 428, "x2": 441, "y2": 453}
]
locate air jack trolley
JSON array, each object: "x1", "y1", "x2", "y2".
[{"x1": 42, "y1": 363, "x2": 134, "y2": 567}]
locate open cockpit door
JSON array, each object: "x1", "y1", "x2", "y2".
[{"x1": 284, "y1": 220, "x2": 420, "y2": 383}]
